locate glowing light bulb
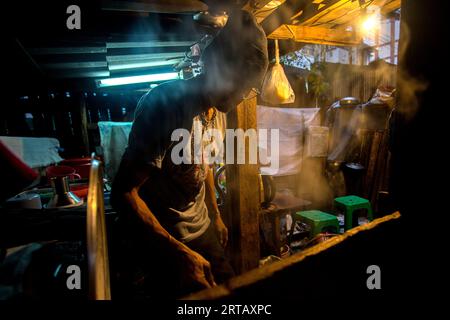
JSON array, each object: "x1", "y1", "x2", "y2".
[{"x1": 361, "y1": 14, "x2": 378, "y2": 34}]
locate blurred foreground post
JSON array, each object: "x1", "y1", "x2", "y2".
[{"x1": 225, "y1": 96, "x2": 261, "y2": 274}]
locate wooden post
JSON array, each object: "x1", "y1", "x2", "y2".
[
  {"x1": 78, "y1": 94, "x2": 90, "y2": 156},
  {"x1": 225, "y1": 96, "x2": 261, "y2": 275},
  {"x1": 349, "y1": 47, "x2": 353, "y2": 65},
  {"x1": 390, "y1": 16, "x2": 396, "y2": 64},
  {"x1": 359, "y1": 46, "x2": 365, "y2": 66},
  {"x1": 374, "y1": 27, "x2": 379, "y2": 60}
]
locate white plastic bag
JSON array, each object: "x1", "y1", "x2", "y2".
[{"x1": 261, "y1": 40, "x2": 295, "y2": 105}]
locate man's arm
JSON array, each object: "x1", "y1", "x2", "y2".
[
  {"x1": 204, "y1": 165, "x2": 228, "y2": 248},
  {"x1": 111, "y1": 157, "x2": 216, "y2": 289}
]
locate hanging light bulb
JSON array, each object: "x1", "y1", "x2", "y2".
[
  {"x1": 361, "y1": 13, "x2": 378, "y2": 34},
  {"x1": 359, "y1": 6, "x2": 381, "y2": 38}
]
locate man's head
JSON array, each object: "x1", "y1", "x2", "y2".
[{"x1": 201, "y1": 9, "x2": 268, "y2": 112}]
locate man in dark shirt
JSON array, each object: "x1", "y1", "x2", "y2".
[{"x1": 111, "y1": 9, "x2": 268, "y2": 297}]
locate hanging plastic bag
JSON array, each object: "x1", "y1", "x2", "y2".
[{"x1": 261, "y1": 40, "x2": 295, "y2": 105}]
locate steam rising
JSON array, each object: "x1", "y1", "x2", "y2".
[
  {"x1": 396, "y1": 19, "x2": 428, "y2": 120},
  {"x1": 269, "y1": 8, "x2": 428, "y2": 211}
]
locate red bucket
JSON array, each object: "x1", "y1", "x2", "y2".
[
  {"x1": 46, "y1": 165, "x2": 81, "y2": 181},
  {"x1": 60, "y1": 158, "x2": 91, "y2": 179}
]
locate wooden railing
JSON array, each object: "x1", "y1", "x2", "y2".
[{"x1": 86, "y1": 156, "x2": 111, "y2": 300}]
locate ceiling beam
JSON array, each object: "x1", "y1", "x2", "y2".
[
  {"x1": 48, "y1": 68, "x2": 110, "y2": 79},
  {"x1": 262, "y1": 0, "x2": 308, "y2": 36},
  {"x1": 15, "y1": 39, "x2": 44, "y2": 76},
  {"x1": 106, "y1": 52, "x2": 185, "y2": 62},
  {"x1": 300, "y1": 0, "x2": 402, "y2": 27},
  {"x1": 261, "y1": 0, "x2": 345, "y2": 36},
  {"x1": 42, "y1": 61, "x2": 108, "y2": 70},
  {"x1": 28, "y1": 47, "x2": 107, "y2": 55},
  {"x1": 106, "y1": 40, "x2": 195, "y2": 49},
  {"x1": 101, "y1": 0, "x2": 207, "y2": 14},
  {"x1": 268, "y1": 24, "x2": 360, "y2": 46},
  {"x1": 381, "y1": 0, "x2": 401, "y2": 16},
  {"x1": 299, "y1": 0, "x2": 353, "y2": 26},
  {"x1": 242, "y1": 0, "x2": 274, "y2": 12},
  {"x1": 243, "y1": 0, "x2": 286, "y2": 24}
]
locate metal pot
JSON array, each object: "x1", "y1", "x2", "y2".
[
  {"x1": 259, "y1": 174, "x2": 276, "y2": 207},
  {"x1": 213, "y1": 165, "x2": 276, "y2": 208}
]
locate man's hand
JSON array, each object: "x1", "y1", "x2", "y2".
[
  {"x1": 214, "y1": 214, "x2": 228, "y2": 248},
  {"x1": 204, "y1": 165, "x2": 228, "y2": 248},
  {"x1": 177, "y1": 247, "x2": 216, "y2": 290},
  {"x1": 111, "y1": 170, "x2": 216, "y2": 292}
]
